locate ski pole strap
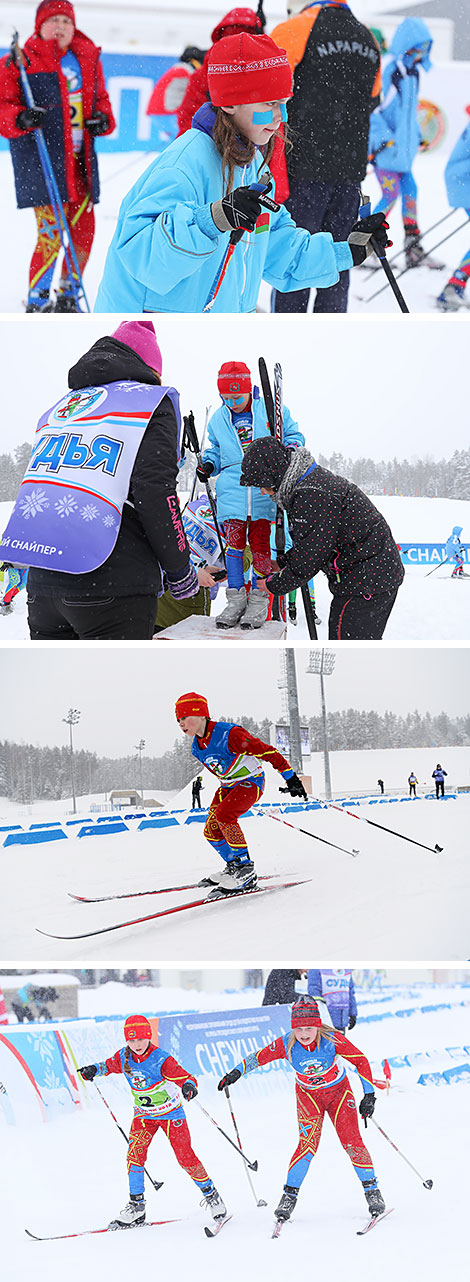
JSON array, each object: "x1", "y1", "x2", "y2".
[{"x1": 295, "y1": 462, "x2": 317, "y2": 484}]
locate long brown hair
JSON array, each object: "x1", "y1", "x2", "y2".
[
  {"x1": 286, "y1": 1023, "x2": 336, "y2": 1062},
  {"x1": 212, "y1": 108, "x2": 281, "y2": 195}
]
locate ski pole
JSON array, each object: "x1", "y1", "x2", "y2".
[
  {"x1": 370, "y1": 1118, "x2": 433, "y2": 1189},
  {"x1": 359, "y1": 193, "x2": 409, "y2": 313},
  {"x1": 363, "y1": 207, "x2": 459, "y2": 274},
  {"x1": 308, "y1": 793, "x2": 443, "y2": 854},
  {"x1": 266, "y1": 807, "x2": 360, "y2": 857},
  {"x1": 182, "y1": 410, "x2": 226, "y2": 567},
  {"x1": 425, "y1": 556, "x2": 452, "y2": 578},
  {"x1": 300, "y1": 583, "x2": 318, "y2": 640},
  {"x1": 203, "y1": 181, "x2": 280, "y2": 312},
  {"x1": 224, "y1": 1088, "x2": 267, "y2": 1207},
  {"x1": 93, "y1": 1082, "x2": 164, "y2": 1193},
  {"x1": 364, "y1": 214, "x2": 470, "y2": 304},
  {"x1": 192, "y1": 1100, "x2": 258, "y2": 1169},
  {"x1": 10, "y1": 32, "x2": 89, "y2": 312}
]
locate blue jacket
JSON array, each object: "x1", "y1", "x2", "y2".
[
  {"x1": 445, "y1": 526, "x2": 463, "y2": 559},
  {"x1": 203, "y1": 388, "x2": 304, "y2": 522},
  {"x1": 432, "y1": 767, "x2": 447, "y2": 782},
  {"x1": 95, "y1": 103, "x2": 352, "y2": 313},
  {"x1": 308, "y1": 969, "x2": 357, "y2": 1030},
  {"x1": 445, "y1": 122, "x2": 470, "y2": 211},
  {"x1": 369, "y1": 18, "x2": 432, "y2": 172}
]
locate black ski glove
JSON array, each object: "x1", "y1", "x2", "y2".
[
  {"x1": 212, "y1": 186, "x2": 265, "y2": 235},
  {"x1": 348, "y1": 213, "x2": 392, "y2": 266},
  {"x1": 85, "y1": 111, "x2": 109, "y2": 137},
  {"x1": 280, "y1": 773, "x2": 308, "y2": 800},
  {"x1": 348, "y1": 1015, "x2": 357, "y2": 1031},
  {"x1": 181, "y1": 1080, "x2": 198, "y2": 1101},
  {"x1": 196, "y1": 460, "x2": 214, "y2": 481},
  {"x1": 359, "y1": 1092, "x2": 376, "y2": 1126},
  {"x1": 16, "y1": 106, "x2": 47, "y2": 131},
  {"x1": 218, "y1": 1069, "x2": 242, "y2": 1091},
  {"x1": 79, "y1": 1064, "x2": 97, "y2": 1081}
]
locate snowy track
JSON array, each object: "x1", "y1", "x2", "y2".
[{"x1": 2, "y1": 796, "x2": 468, "y2": 961}]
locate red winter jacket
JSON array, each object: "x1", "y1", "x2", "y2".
[{"x1": 0, "y1": 30, "x2": 115, "y2": 207}]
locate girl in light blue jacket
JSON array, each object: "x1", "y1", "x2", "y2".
[
  {"x1": 197, "y1": 359, "x2": 304, "y2": 629},
  {"x1": 437, "y1": 113, "x2": 470, "y2": 311},
  {"x1": 95, "y1": 32, "x2": 388, "y2": 313},
  {"x1": 370, "y1": 18, "x2": 433, "y2": 268}
]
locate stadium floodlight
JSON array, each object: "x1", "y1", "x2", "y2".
[
  {"x1": 277, "y1": 649, "x2": 302, "y2": 772},
  {"x1": 62, "y1": 708, "x2": 81, "y2": 814},
  {"x1": 305, "y1": 651, "x2": 336, "y2": 798},
  {"x1": 134, "y1": 739, "x2": 146, "y2": 804}
]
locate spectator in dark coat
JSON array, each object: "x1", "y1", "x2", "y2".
[
  {"x1": 262, "y1": 969, "x2": 306, "y2": 1006},
  {"x1": 240, "y1": 439, "x2": 404, "y2": 640}
]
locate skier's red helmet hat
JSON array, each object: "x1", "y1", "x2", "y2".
[
  {"x1": 35, "y1": 0, "x2": 75, "y2": 33},
  {"x1": 217, "y1": 361, "x2": 252, "y2": 396},
  {"x1": 175, "y1": 692, "x2": 210, "y2": 721},
  {"x1": 124, "y1": 1014, "x2": 152, "y2": 1042},
  {"x1": 211, "y1": 8, "x2": 264, "y2": 44},
  {"x1": 291, "y1": 997, "x2": 322, "y2": 1028}
]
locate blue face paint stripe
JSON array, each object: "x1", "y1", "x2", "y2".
[
  {"x1": 280, "y1": 103, "x2": 288, "y2": 122},
  {"x1": 252, "y1": 109, "x2": 274, "y2": 125}
]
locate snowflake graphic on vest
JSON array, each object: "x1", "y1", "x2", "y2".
[
  {"x1": 55, "y1": 494, "x2": 78, "y2": 518},
  {"x1": 19, "y1": 489, "x2": 49, "y2": 519},
  {"x1": 81, "y1": 504, "x2": 100, "y2": 522}
]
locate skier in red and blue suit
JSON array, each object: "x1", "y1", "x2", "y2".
[
  {"x1": 78, "y1": 1014, "x2": 226, "y2": 1229},
  {"x1": 175, "y1": 690, "x2": 307, "y2": 896},
  {"x1": 218, "y1": 996, "x2": 386, "y2": 1223}
]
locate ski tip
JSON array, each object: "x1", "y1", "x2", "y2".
[{"x1": 25, "y1": 1230, "x2": 40, "y2": 1240}]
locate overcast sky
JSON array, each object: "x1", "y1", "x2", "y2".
[
  {"x1": 0, "y1": 315, "x2": 466, "y2": 461},
  {"x1": 1, "y1": 646, "x2": 467, "y2": 756}
]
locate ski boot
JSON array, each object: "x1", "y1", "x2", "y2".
[
  {"x1": 363, "y1": 1180, "x2": 386, "y2": 1217},
  {"x1": 201, "y1": 1184, "x2": 227, "y2": 1220},
  {"x1": 197, "y1": 871, "x2": 221, "y2": 887},
  {"x1": 108, "y1": 1194, "x2": 146, "y2": 1229},
  {"x1": 288, "y1": 603, "x2": 297, "y2": 625},
  {"x1": 404, "y1": 230, "x2": 444, "y2": 270},
  {"x1": 54, "y1": 292, "x2": 79, "y2": 312},
  {"x1": 240, "y1": 588, "x2": 269, "y2": 630},
  {"x1": 25, "y1": 290, "x2": 54, "y2": 313},
  {"x1": 206, "y1": 859, "x2": 257, "y2": 898},
  {"x1": 436, "y1": 283, "x2": 469, "y2": 312},
  {"x1": 274, "y1": 1185, "x2": 299, "y2": 1222},
  {"x1": 216, "y1": 586, "x2": 247, "y2": 629}
]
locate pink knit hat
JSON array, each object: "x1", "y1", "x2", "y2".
[{"x1": 111, "y1": 320, "x2": 163, "y2": 375}]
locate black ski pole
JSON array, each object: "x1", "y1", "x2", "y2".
[
  {"x1": 425, "y1": 556, "x2": 452, "y2": 578},
  {"x1": 93, "y1": 1082, "x2": 163, "y2": 1193},
  {"x1": 182, "y1": 411, "x2": 226, "y2": 568},
  {"x1": 267, "y1": 806, "x2": 360, "y2": 857},
  {"x1": 308, "y1": 793, "x2": 443, "y2": 854},
  {"x1": 224, "y1": 1088, "x2": 267, "y2": 1206},
  {"x1": 192, "y1": 1100, "x2": 258, "y2": 1169},
  {"x1": 300, "y1": 584, "x2": 318, "y2": 640},
  {"x1": 370, "y1": 1118, "x2": 433, "y2": 1188},
  {"x1": 359, "y1": 194, "x2": 409, "y2": 313},
  {"x1": 362, "y1": 207, "x2": 459, "y2": 273},
  {"x1": 364, "y1": 214, "x2": 470, "y2": 304}
]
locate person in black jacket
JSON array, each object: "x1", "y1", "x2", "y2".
[
  {"x1": 240, "y1": 439, "x2": 404, "y2": 640},
  {"x1": 5, "y1": 320, "x2": 199, "y2": 639},
  {"x1": 262, "y1": 969, "x2": 306, "y2": 1006}
]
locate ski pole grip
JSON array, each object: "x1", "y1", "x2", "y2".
[
  {"x1": 359, "y1": 192, "x2": 387, "y2": 262},
  {"x1": 250, "y1": 180, "x2": 280, "y2": 213}
]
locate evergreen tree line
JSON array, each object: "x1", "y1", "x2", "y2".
[
  {"x1": 0, "y1": 445, "x2": 32, "y2": 503},
  {"x1": 316, "y1": 449, "x2": 470, "y2": 500},
  {"x1": 0, "y1": 710, "x2": 468, "y2": 805}
]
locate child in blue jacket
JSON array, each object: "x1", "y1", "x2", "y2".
[
  {"x1": 437, "y1": 111, "x2": 470, "y2": 311},
  {"x1": 370, "y1": 18, "x2": 435, "y2": 269},
  {"x1": 95, "y1": 32, "x2": 389, "y2": 313},
  {"x1": 196, "y1": 359, "x2": 304, "y2": 628}
]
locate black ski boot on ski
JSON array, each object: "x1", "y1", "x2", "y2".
[
  {"x1": 274, "y1": 1185, "x2": 299, "y2": 1222},
  {"x1": 201, "y1": 1184, "x2": 227, "y2": 1220},
  {"x1": 108, "y1": 1194, "x2": 146, "y2": 1229},
  {"x1": 205, "y1": 859, "x2": 257, "y2": 898},
  {"x1": 54, "y1": 293, "x2": 79, "y2": 312},
  {"x1": 25, "y1": 290, "x2": 54, "y2": 313},
  {"x1": 363, "y1": 1180, "x2": 386, "y2": 1216},
  {"x1": 404, "y1": 230, "x2": 444, "y2": 271}
]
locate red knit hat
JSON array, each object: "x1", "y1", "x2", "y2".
[
  {"x1": 212, "y1": 8, "x2": 263, "y2": 43},
  {"x1": 175, "y1": 692, "x2": 210, "y2": 721},
  {"x1": 291, "y1": 997, "x2": 322, "y2": 1029},
  {"x1": 217, "y1": 361, "x2": 252, "y2": 396},
  {"x1": 124, "y1": 1014, "x2": 152, "y2": 1042},
  {"x1": 35, "y1": 1, "x2": 75, "y2": 33},
  {"x1": 207, "y1": 33, "x2": 292, "y2": 107}
]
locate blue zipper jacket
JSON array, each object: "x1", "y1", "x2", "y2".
[
  {"x1": 203, "y1": 387, "x2": 304, "y2": 522},
  {"x1": 369, "y1": 18, "x2": 432, "y2": 172},
  {"x1": 94, "y1": 103, "x2": 353, "y2": 313},
  {"x1": 445, "y1": 122, "x2": 470, "y2": 211}
]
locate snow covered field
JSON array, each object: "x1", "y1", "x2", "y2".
[
  {"x1": 1, "y1": 789, "x2": 468, "y2": 961},
  {"x1": 1, "y1": 986, "x2": 468, "y2": 1282},
  {"x1": 2, "y1": 494, "x2": 469, "y2": 641}
]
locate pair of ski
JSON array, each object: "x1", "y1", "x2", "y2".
[
  {"x1": 25, "y1": 1214, "x2": 232, "y2": 1242},
  {"x1": 272, "y1": 1208, "x2": 393, "y2": 1239},
  {"x1": 37, "y1": 875, "x2": 310, "y2": 940}
]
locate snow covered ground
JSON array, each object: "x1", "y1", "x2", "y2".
[
  {"x1": 1, "y1": 988, "x2": 468, "y2": 1282},
  {"x1": 1, "y1": 789, "x2": 468, "y2": 962},
  {"x1": 2, "y1": 494, "x2": 469, "y2": 641}
]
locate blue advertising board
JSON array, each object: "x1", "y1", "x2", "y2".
[{"x1": 399, "y1": 543, "x2": 469, "y2": 566}]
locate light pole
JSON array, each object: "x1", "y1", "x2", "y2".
[
  {"x1": 277, "y1": 649, "x2": 302, "y2": 773},
  {"x1": 134, "y1": 739, "x2": 146, "y2": 805},
  {"x1": 306, "y1": 651, "x2": 336, "y2": 798},
  {"x1": 63, "y1": 709, "x2": 80, "y2": 814}
]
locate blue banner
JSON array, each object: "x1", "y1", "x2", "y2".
[
  {"x1": 399, "y1": 543, "x2": 469, "y2": 566},
  {"x1": 156, "y1": 1005, "x2": 293, "y2": 1090}
]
